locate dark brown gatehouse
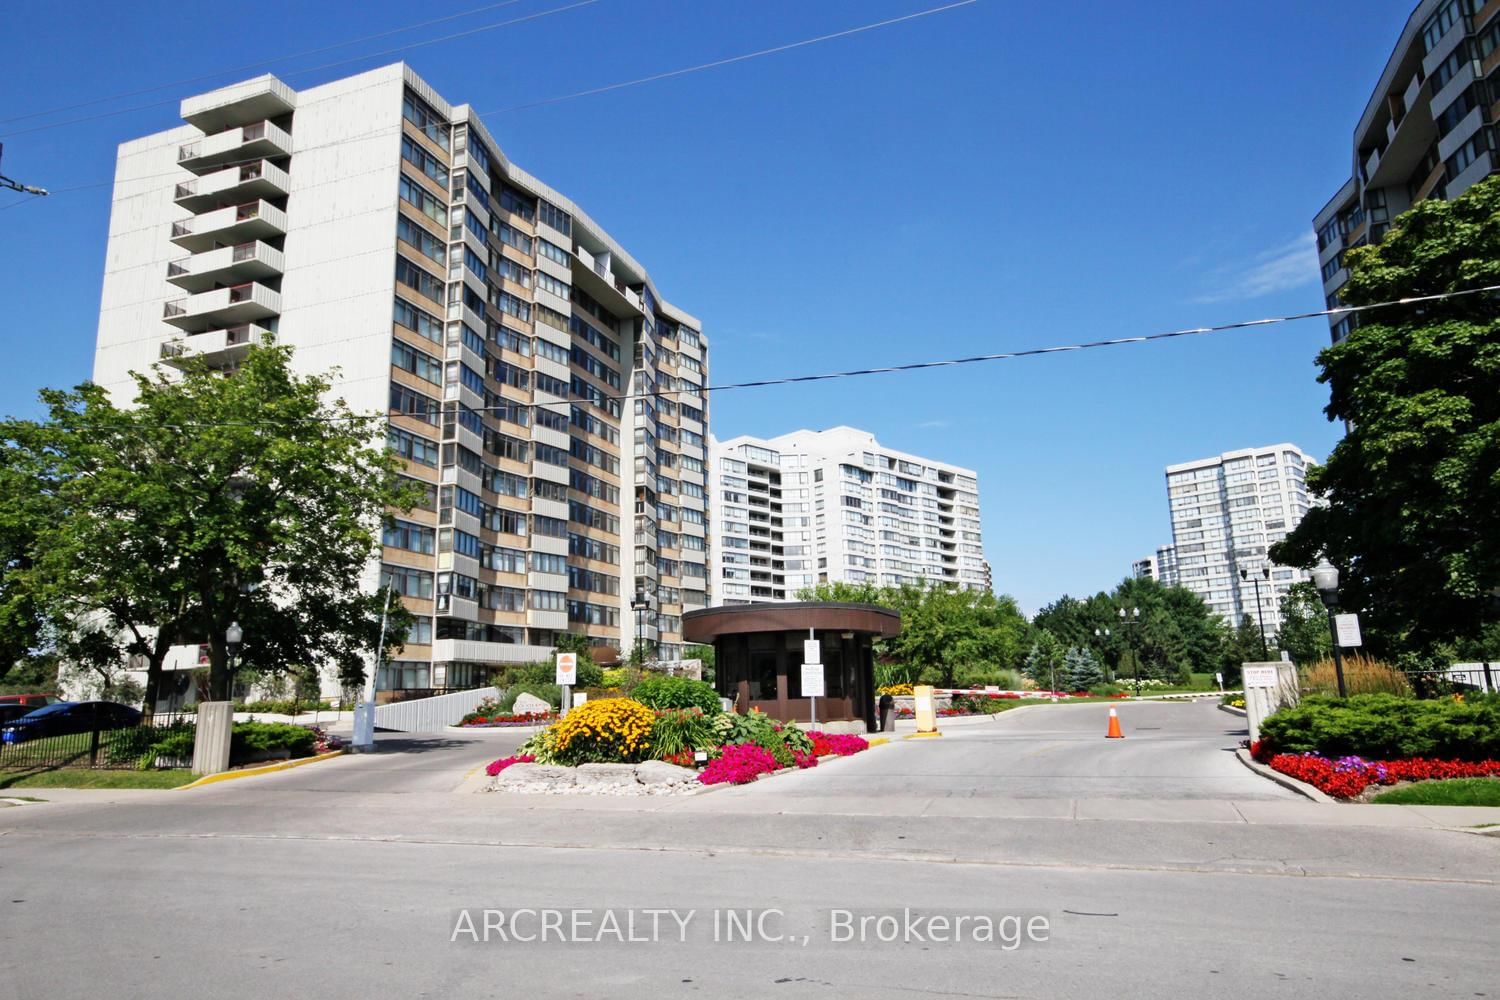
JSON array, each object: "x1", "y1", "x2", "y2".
[{"x1": 682, "y1": 602, "x2": 900, "y2": 732}]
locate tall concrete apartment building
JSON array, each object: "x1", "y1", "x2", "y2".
[
  {"x1": 709, "y1": 428, "x2": 987, "y2": 604},
  {"x1": 1315, "y1": 0, "x2": 1500, "y2": 342},
  {"x1": 1153, "y1": 445, "x2": 1318, "y2": 638},
  {"x1": 92, "y1": 64, "x2": 710, "y2": 693}
]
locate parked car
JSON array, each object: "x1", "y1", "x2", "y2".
[
  {"x1": 0, "y1": 704, "x2": 39, "y2": 725},
  {"x1": 0, "y1": 701, "x2": 141, "y2": 744},
  {"x1": 0, "y1": 693, "x2": 64, "y2": 708}
]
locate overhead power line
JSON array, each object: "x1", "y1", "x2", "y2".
[
  {"x1": 0, "y1": 0, "x2": 602, "y2": 140},
  {"x1": 0, "y1": 0, "x2": 531, "y2": 129},
  {"x1": 50, "y1": 283, "x2": 1500, "y2": 432},
  {"x1": 0, "y1": 0, "x2": 983, "y2": 212}
]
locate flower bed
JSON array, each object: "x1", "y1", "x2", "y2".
[
  {"x1": 1250, "y1": 741, "x2": 1500, "y2": 799},
  {"x1": 460, "y1": 711, "x2": 555, "y2": 728},
  {"x1": 485, "y1": 754, "x2": 535, "y2": 776}
]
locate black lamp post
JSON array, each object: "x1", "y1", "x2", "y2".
[
  {"x1": 225, "y1": 621, "x2": 244, "y2": 699},
  {"x1": 1094, "y1": 627, "x2": 1112, "y2": 682},
  {"x1": 1311, "y1": 558, "x2": 1347, "y2": 698},
  {"x1": 630, "y1": 593, "x2": 651, "y2": 664},
  {"x1": 1118, "y1": 606, "x2": 1141, "y2": 696},
  {"x1": 1240, "y1": 566, "x2": 1271, "y2": 660}
]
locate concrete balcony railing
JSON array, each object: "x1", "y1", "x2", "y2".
[
  {"x1": 177, "y1": 120, "x2": 292, "y2": 173},
  {"x1": 173, "y1": 160, "x2": 289, "y2": 212},
  {"x1": 159, "y1": 324, "x2": 272, "y2": 370},
  {"x1": 162, "y1": 282, "x2": 281, "y2": 334},
  {"x1": 181, "y1": 75, "x2": 296, "y2": 133},
  {"x1": 169, "y1": 200, "x2": 287, "y2": 253},
  {"x1": 165, "y1": 241, "x2": 284, "y2": 293}
]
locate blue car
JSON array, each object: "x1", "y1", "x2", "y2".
[{"x1": 0, "y1": 701, "x2": 142, "y2": 744}]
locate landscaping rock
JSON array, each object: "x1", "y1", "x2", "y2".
[
  {"x1": 574, "y1": 763, "x2": 641, "y2": 789},
  {"x1": 511, "y1": 692, "x2": 552, "y2": 717},
  {"x1": 494, "y1": 764, "x2": 576, "y2": 792},
  {"x1": 634, "y1": 760, "x2": 698, "y2": 787}
]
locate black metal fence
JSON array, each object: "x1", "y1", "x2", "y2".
[
  {"x1": 1406, "y1": 665, "x2": 1497, "y2": 698},
  {"x1": 0, "y1": 709, "x2": 195, "y2": 773}
]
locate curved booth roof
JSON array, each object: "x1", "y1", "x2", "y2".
[{"x1": 682, "y1": 602, "x2": 901, "y2": 643}]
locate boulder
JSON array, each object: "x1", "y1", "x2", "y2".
[
  {"x1": 574, "y1": 763, "x2": 641, "y2": 789},
  {"x1": 634, "y1": 760, "x2": 699, "y2": 787},
  {"x1": 511, "y1": 692, "x2": 553, "y2": 717},
  {"x1": 494, "y1": 764, "x2": 575, "y2": 791}
]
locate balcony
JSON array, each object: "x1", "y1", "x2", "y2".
[
  {"x1": 181, "y1": 75, "x2": 296, "y2": 133},
  {"x1": 159, "y1": 324, "x2": 272, "y2": 370},
  {"x1": 162, "y1": 282, "x2": 281, "y2": 333},
  {"x1": 173, "y1": 160, "x2": 290, "y2": 212},
  {"x1": 169, "y1": 200, "x2": 287, "y2": 252},
  {"x1": 165, "y1": 241, "x2": 284, "y2": 293},
  {"x1": 177, "y1": 120, "x2": 292, "y2": 173}
]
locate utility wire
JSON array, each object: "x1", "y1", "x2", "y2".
[
  {"x1": 2, "y1": 0, "x2": 983, "y2": 209},
  {"x1": 47, "y1": 283, "x2": 1500, "y2": 432},
  {"x1": 0, "y1": 0, "x2": 601, "y2": 140},
  {"x1": 0, "y1": 0, "x2": 530, "y2": 128}
]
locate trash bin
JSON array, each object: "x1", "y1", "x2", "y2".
[{"x1": 878, "y1": 694, "x2": 895, "y2": 732}]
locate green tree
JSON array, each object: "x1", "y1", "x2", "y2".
[
  {"x1": 552, "y1": 632, "x2": 597, "y2": 667},
  {"x1": 0, "y1": 418, "x2": 58, "y2": 685},
  {"x1": 1061, "y1": 646, "x2": 1104, "y2": 691},
  {"x1": 1274, "y1": 582, "x2": 1333, "y2": 668},
  {"x1": 1218, "y1": 614, "x2": 1268, "y2": 684},
  {"x1": 1024, "y1": 630, "x2": 1065, "y2": 689},
  {"x1": 1271, "y1": 176, "x2": 1500, "y2": 657},
  {"x1": 7, "y1": 346, "x2": 417, "y2": 703},
  {"x1": 684, "y1": 643, "x2": 716, "y2": 683},
  {"x1": 798, "y1": 581, "x2": 1029, "y2": 685}
]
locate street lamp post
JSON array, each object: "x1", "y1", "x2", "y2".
[
  {"x1": 1239, "y1": 566, "x2": 1271, "y2": 660},
  {"x1": 225, "y1": 621, "x2": 243, "y2": 695},
  {"x1": 1094, "y1": 627, "x2": 1112, "y2": 682},
  {"x1": 630, "y1": 593, "x2": 652, "y2": 665},
  {"x1": 1311, "y1": 558, "x2": 1348, "y2": 698},
  {"x1": 1118, "y1": 607, "x2": 1141, "y2": 696}
]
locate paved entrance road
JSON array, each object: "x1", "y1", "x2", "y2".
[{"x1": 737, "y1": 699, "x2": 1299, "y2": 801}]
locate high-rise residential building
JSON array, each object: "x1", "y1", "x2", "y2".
[
  {"x1": 1315, "y1": 0, "x2": 1499, "y2": 343},
  {"x1": 91, "y1": 64, "x2": 710, "y2": 694},
  {"x1": 1155, "y1": 543, "x2": 1179, "y2": 587},
  {"x1": 1131, "y1": 555, "x2": 1159, "y2": 582},
  {"x1": 708, "y1": 428, "x2": 986, "y2": 604},
  {"x1": 1161, "y1": 445, "x2": 1319, "y2": 639}
]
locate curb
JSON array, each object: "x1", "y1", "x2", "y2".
[
  {"x1": 1218, "y1": 704, "x2": 1248, "y2": 717},
  {"x1": 176, "y1": 749, "x2": 347, "y2": 790},
  {"x1": 1234, "y1": 747, "x2": 1333, "y2": 803}
]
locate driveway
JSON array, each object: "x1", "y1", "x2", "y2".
[{"x1": 726, "y1": 699, "x2": 1298, "y2": 802}]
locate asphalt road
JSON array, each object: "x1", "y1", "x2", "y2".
[
  {"x1": 2, "y1": 704, "x2": 1496, "y2": 998},
  {"x1": 760, "y1": 699, "x2": 1300, "y2": 801}
]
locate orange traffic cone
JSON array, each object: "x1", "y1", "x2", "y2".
[{"x1": 1106, "y1": 707, "x2": 1124, "y2": 739}]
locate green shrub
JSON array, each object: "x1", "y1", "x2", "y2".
[
  {"x1": 233, "y1": 721, "x2": 317, "y2": 759},
  {"x1": 649, "y1": 709, "x2": 718, "y2": 758},
  {"x1": 130, "y1": 720, "x2": 317, "y2": 770},
  {"x1": 1089, "y1": 682, "x2": 1127, "y2": 696},
  {"x1": 499, "y1": 661, "x2": 602, "y2": 692},
  {"x1": 631, "y1": 675, "x2": 722, "y2": 714},
  {"x1": 1260, "y1": 694, "x2": 1500, "y2": 760}
]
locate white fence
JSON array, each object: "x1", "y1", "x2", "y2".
[{"x1": 373, "y1": 686, "x2": 499, "y2": 733}]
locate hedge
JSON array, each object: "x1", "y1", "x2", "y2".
[{"x1": 1259, "y1": 694, "x2": 1500, "y2": 761}]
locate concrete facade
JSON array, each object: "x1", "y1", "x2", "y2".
[
  {"x1": 92, "y1": 64, "x2": 709, "y2": 698},
  {"x1": 1154, "y1": 445, "x2": 1319, "y2": 638},
  {"x1": 1314, "y1": 0, "x2": 1500, "y2": 343},
  {"x1": 708, "y1": 427, "x2": 985, "y2": 604}
]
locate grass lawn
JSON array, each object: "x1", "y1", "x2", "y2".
[
  {"x1": 0, "y1": 769, "x2": 196, "y2": 790},
  {"x1": 1372, "y1": 778, "x2": 1500, "y2": 807}
]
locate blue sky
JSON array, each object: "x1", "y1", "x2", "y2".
[{"x1": 0, "y1": 0, "x2": 1419, "y2": 612}]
